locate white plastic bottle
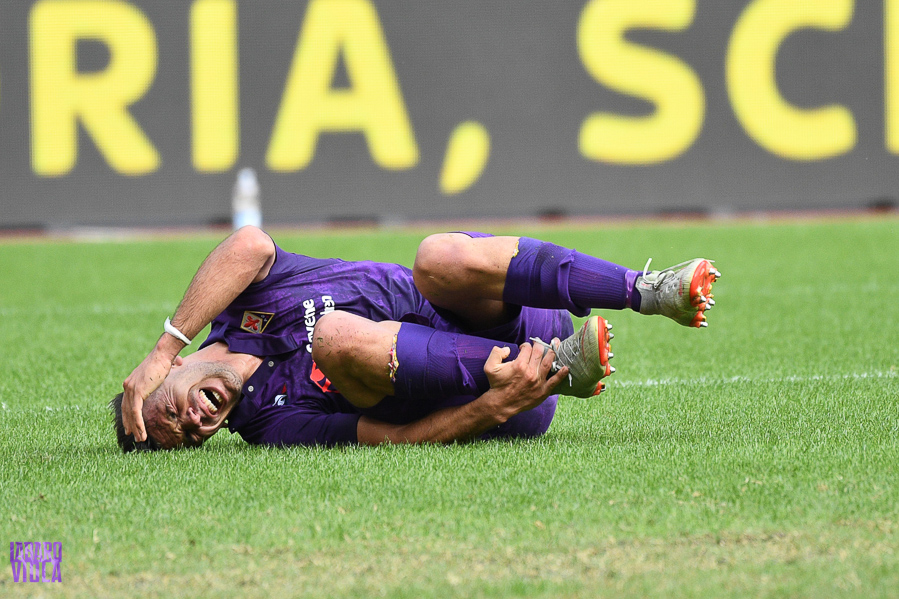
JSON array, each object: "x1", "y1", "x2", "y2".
[{"x1": 232, "y1": 167, "x2": 262, "y2": 229}]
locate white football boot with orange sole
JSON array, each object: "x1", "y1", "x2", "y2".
[
  {"x1": 531, "y1": 315, "x2": 614, "y2": 398},
  {"x1": 634, "y1": 259, "x2": 721, "y2": 327}
]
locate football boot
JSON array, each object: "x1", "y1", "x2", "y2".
[
  {"x1": 634, "y1": 258, "x2": 720, "y2": 327},
  {"x1": 531, "y1": 315, "x2": 614, "y2": 397}
]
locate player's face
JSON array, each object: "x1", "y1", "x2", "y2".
[{"x1": 142, "y1": 361, "x2": 243, "y2": 449}]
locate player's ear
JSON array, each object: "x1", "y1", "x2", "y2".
[{"x1": 173, "y1": 356, "x2": 184, "y2": 367}]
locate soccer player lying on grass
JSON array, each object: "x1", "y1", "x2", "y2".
[{"x1": 111, "y1": 226, "x2": 720, "y2": 451}]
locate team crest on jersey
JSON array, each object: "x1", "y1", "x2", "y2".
[{"x1": 240, "y1": 311, "x2": 274, "y2": 333}]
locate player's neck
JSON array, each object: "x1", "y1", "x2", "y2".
[{"x1": 182, "y1": 342, "x2": 263, "y2": 381}]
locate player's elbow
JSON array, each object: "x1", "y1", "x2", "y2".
[
  {"x1": 233, "y1": 225, "x2": 272, "y2": 254},
  {"x1": 231, "y1": 225, "x2": 275, "y2": 269}
]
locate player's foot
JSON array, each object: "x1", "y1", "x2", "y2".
[
  {"x1": 635, "y1": 258, "x2": 720, "y2": 327},
  {"x1": 531, "y1": 315, "x2": 614, "y2": 398}
]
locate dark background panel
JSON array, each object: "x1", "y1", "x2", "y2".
[{"x1": 0, "y1": 0, "x2": 896, "y2": 228}]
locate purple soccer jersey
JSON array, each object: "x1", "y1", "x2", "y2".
[{"x1": 200, "y1": 242, "x2": 574, "y2": 446}]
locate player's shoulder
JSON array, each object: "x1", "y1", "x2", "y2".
[{"x1": 253, "y1": 243, "x2": 343, "y2": 283}]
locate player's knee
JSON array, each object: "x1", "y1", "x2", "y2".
[
  {"x1": 311, "y1": 311, "x2": 356, "y2": 370},
  {"x1": 414, "y1": 234, "x2": 454, "y2": 276},
  {"x1": 414, "y1": 233, "x2": 472, "y2": 295}
]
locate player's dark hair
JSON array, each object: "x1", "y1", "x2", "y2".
[{"x1": 109, "y1": 392, "x2": 163, "y2": 453}]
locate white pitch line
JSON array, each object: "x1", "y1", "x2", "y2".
[
  {"x1": 2, "y1": 372, "x2": 895, "y2": 414},
  {"x1": 721, "y1": 282, "x2": 899, "y2": 297},
  {"x1": 0, "y1": 302, "x2": 175, "y2": 317},
  {"x1": 612, "y1": 370, "x2": 897, "y2": 388}
]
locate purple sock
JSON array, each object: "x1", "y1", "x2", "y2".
[
  {"x1": 503, "y1": 237, "x2": 641, "y2": 313},
  {"x1": 626, "y1": 269, "x2": 642, "y2": 311},
  {"x1": 502, "y1": 237, "x2": 588, "y2": 316},
  {"x1": 392, "y1": 322, "x2": 519, "y2": 400},
  {"x1": 569, "y1": 252, "x2": 642, "y2": 311}
]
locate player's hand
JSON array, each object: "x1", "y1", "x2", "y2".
[
  {"x1": 121, "y1": 349, "x2": 183, "y2": 442},
  {"x1": 483, "y1": 340, "x2": 569, "y2": 416}
]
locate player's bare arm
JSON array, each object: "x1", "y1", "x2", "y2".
[{"x1": 122, "y1": 226, "x2": 276, "y2": 441}]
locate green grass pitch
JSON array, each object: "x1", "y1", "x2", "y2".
[{"x1": 1, "y1": 216, "x2": 897, "y2": 597}]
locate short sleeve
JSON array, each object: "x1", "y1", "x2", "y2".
[
  {"x1": 241, "y1": 406, "x2": 361, "y2": 447},
  {"x1": 248, "y1": 243, "x2": 342, "y2": 288}
]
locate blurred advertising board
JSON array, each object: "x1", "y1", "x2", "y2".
[{"x1": 1, "y1": 0, "x2": 896, "y2": 227}]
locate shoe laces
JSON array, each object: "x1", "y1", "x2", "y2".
[
  {"x1": 529, "y1": 337, "x2": 574, "y2": 386},
  {"x1": 639, "y1": 258, "x2": 695, "y2": 289}
]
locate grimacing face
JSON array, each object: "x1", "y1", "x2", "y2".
[{"x1": 142, "y1": 361, "x2": 243, "y2": 449}]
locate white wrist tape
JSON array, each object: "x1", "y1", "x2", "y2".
[{"x1": 164, "y1": 317, "x2": 192, "y2": 346}]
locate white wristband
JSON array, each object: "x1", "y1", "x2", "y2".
[{"x1": 164, "y1": 317, "x2": 192, "y2": 346}]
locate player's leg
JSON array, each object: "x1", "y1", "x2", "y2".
[
  {"x1": 310, "y1": 311, "x2": 402, "y2": 408},
  {"x1": 311, "y1": 310, "x2": 612, "y2": 409},
  {"x1": 481, "y1": 395, "x2": 558, "y2": 439},
  {"x1": 413, "y1": 232, "x2": 518, "y2": 330},
  {"x1": 413, "y1": 232, "x2": 720, "y2": 328},
  {"x1": 312, "y1": 310, "x2": 524, "y2": 408}
]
